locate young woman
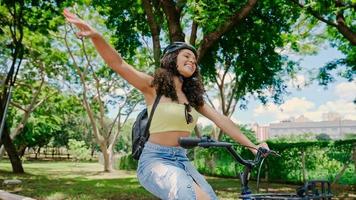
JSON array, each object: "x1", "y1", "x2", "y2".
[{"x1": 63, "y1": 8, "x2": 268, "y2": 200}]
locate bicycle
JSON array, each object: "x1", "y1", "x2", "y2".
[{"x1": 178, "y1": 136, "x2": 333, "y2": 200}]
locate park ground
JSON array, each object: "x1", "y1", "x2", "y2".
[{"x1": 0, "y1": 161, "x2": 355, "y2": 200}]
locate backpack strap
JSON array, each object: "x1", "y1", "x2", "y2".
[{"x1": 144, "y1": 94, "x2": 162, "y2": 138}]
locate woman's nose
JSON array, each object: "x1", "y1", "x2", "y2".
[{"x1": 189, "y1": 58, "x2": 196, "y2": 65}]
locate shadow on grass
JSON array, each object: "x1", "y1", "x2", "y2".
[
  {"x1": 0, "y1": 162, "x2": 354, "y2": 200},
  {"x1": 0, "y1": 170, "x2": 158, "y2": 200}
]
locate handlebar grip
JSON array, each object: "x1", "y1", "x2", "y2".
[
  {"x1": 258, "y1": 147, "x2": 269, "y2": 154},
  {"x1": 178, "y1": 137, "x2": 202, "y2": 148},
  {"x1": 257, "y1": 147, "x2": 281, "y2": 157}
]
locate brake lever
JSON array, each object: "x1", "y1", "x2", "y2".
[
  {"x1": 256, "y1": 148, "x2": 281, "y2": 159},
  {"x1": 268, "y1": 150, "x2": 281, "y2": 157}
]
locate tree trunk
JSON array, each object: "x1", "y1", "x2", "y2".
[
  {"x1": 0, "y1": 146, "x2": 5, "y2": 159},
  {"x1": 36, "y1": 147, "x2": 41, "y2": 159},
  {"x1": 194, "y1": 126, "x2": 202, "y2": 138},
  {"x1": 17, "y1": 144, "x2": 27, "y2": 157},
  {"x1": 100, "y1": 143, "x2": 113, "y2": 172},
  {"x1": 1, "y1": 122, "x2": 24, "y2": 173}
]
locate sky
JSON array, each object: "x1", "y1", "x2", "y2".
[
  {"x1": 197, "y1": 45, "x2": 355, "y2": 126},
  {"x1": 223, "y1": 46, "x2": 356, "y2": 126}
]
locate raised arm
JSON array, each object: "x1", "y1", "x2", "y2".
[
  {"x1": 197, "y1": 102, "x2": 268, "y2": 154},
  {"x1": 63, "y1": 9, "x2": 153, "y2": 94}
]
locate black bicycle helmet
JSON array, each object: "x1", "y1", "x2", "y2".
[{"x1": 162, "y1": 41, "x2": 197, "y2": 58}]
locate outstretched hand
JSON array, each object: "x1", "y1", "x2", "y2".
[{"x1": 63, "y1": 8, "x2": 99, "y2": 38}]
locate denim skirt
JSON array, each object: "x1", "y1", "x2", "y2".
[{"x1": 137, "y1": 141, "x2": 218, "y2": 200}]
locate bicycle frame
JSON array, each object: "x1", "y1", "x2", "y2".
[{"x1": 178, "y1": 136, "x2": 333, "y2": 200}]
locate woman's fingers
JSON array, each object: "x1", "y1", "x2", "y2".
[
  {"x1": 63, "y1": 8, "x2": 97, "y2": 38},
  {"x1": 63, "y1": 8, "x2": 87, "y2": 28},
  {"x1": 65, "y1": 16, "x2": 91, "y2": 32},
  {"x1": 63, "y1": 8, "x2": 79, "y2": 20},
  {"x1": 257, "y1": 142, "x2": 270, "y2": 157},
  {"x1": 76, "y1": 31, "x2": 92, "y2": 37}
]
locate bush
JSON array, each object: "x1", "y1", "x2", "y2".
[
  {"x1": 68, "y1": 139, "x2": 91, "y2": 161},
  {"x1": 115, "y1": 154, "x2": 138, "y2": 170},
  {"x1": 193, "y1": 138, "x2": 356, "y2": 185}
]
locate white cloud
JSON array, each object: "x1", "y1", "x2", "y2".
[
  {"x1": 253, "y1": 92, "x2": 356, "y2": 123},
  {"x1": 334, "y1": 81, "x2": 356, "y2": 101},
  {"x1": 317, "y1": 100, "x2": 356, "y2": 120},
  {"x1": 254, "y1": 97, "x2": 316, "y2": 121},
  {"x1": 288, "y1": 74, "x2": 307, "y2": 89},
  {"x1": 279, "y1": 97, "x2": 315, "y2": 113}
]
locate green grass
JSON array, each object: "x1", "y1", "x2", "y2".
[
  {"x1": 0, "y1": 161, "x2": 154, "y2": 200},
  {"x1": 0, "y1": 160, "x2": 354, "y2": 200}
]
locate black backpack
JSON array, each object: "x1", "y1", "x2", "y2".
[{"x1": 131, "y1": 95, "x2": 161, "y2": 160}]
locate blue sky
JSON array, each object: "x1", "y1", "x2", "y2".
[
  {"x1": 229, "y1": 46, "x2": 356, "y2": 125},
  {"x1": 196, "y1": 45, "x2": 355, "y2": 126}
]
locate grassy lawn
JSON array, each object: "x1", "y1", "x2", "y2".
[{"x1": 0, "y1": 160, "x2": 354, "y2": 200}]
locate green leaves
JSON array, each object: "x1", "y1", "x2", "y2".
[
  {"x1": 200, "y1": 0, "x2": 301, "y2": 105},
  {"x1": 290, "y1": 0, "x2": 356, "y2": 85},
  {"x1": 68, "y1": 139, "x2": 91, "y2": 161}
]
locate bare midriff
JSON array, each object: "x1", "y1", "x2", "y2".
[{"x1": 148, "y1": 131, "x2": 191, "y2": 146}]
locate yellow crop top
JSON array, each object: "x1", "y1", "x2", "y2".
[{"x1": 147, "y1": 103, "x2": 199, "y2": 134}]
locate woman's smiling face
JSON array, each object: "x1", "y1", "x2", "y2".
[{"x1": 176, "y1": 49, "x2": 197, "y2": 78}]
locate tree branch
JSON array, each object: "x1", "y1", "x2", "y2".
[
  {"x1": 142, "y1": 0, "x2": 162, "y2": 67},
  {"x1": 290, "y1": 0, "x2": 356, "y2": 45},
  {"x1": 290, "y1": 0, "x2": 337, "y2": 27},
  {"x1": 160, "y1": 0, "x2": 185, "y2": 42},
  {"x1": 197, "y1": 0, "x2": 258, "y2": 61},
  {"x1": 205, "y1": 93, "x2": 217, "y2": 110},
  {"x1": 63, "y1": 24, "x2": 104, "y2": 143},
  {"x1": 336, "y1": 11, "x2": 356, "y2": 45},
  {"x1": 9, "y1": 102, "x2": 26, "y2": 112},
  {"x1": 81, "y1": 39, "x2": 107, "y2": 134},
  {"x1": 190, "y1": 21, "x2": 198, "y2": 46}
]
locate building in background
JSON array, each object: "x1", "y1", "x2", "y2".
[{"x1": 252, "y1": 112, "x2": 356, "y2": 141}]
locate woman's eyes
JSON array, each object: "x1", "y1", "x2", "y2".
[{"x1": 184, "y1": 55, "x2": 194, "y2": 60}]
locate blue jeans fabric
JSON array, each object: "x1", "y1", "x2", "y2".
[{"x1": 137, "y1": 141, "x2": 218, "y2": 200}]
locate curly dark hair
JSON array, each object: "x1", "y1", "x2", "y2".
[{"x1": 151, "y1": 50, "x2": 205, "y2": 109}]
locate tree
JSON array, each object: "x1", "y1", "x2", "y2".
[
  {"x1": 60, "y1": 5, "x2": 143, "y2": 171},
  {"x1": 200, "y1": 0, "x2": 301, "y2": 139},
  {"x1": 92, "y1": 0, "x2": 310, "y2": 141},
  {"x1": 0, "y1": 0, "x2": 70, "y2": 172},
  {"x1": 289, "y1": 0, "x2": 355, "y2": 45},
  {"x1": 13, "y1": 88, "x2": 86, "y2": 158},
  {"x1": 0, "y1": 0, "x2": 26, "y2": 173},
  {"x1": 94, "y1": 0, "x2": 267, "y2": 65},
  {"x1": 288, "y1": 0, "x2": 355, "y2": 85}
]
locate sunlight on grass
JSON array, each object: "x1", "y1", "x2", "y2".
[
  {"x1": 46, "y1": 192, "x2": 68, "y2": 200},
  {"x1": 0, "y1": 161, "x2": 354, "y2": 199},
  {"x1": 94, "y1": 182, "x2": 105, "y2": 187}
]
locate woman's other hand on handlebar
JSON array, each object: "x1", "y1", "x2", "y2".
[
  {"x1": 252, "y1": 142, "x2": 269, "y2": 157},
  {"x1": 63, "y1": 8, "x2": 99, "y2": 39}
]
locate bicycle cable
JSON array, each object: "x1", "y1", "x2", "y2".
[{"x1": 256, "y1": 156, "x2": 266, "y2": 192}]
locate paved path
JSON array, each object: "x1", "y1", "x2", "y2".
[{"x1": 0, "y1": 190, "x2": 35, "y2": 200}]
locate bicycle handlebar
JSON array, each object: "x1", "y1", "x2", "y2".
[
  {"x1": 178, "y1": 136, "x2": 279, "y2": 168},
  {"x1": 178, "y1": 136, "x2": 233, "y2": 148}
]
